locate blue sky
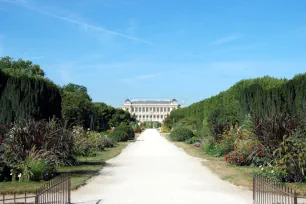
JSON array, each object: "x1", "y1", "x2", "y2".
[{"x1": 1, "y1": 0, "x2": 306, "y2": 107}]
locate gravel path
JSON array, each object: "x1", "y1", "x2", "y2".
[{"x1": 72, "y1": 129, "x2": 252, "y2": 204}]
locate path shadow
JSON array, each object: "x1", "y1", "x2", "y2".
[
  {"x1": 77, "y1": 161, "x2": 106, "y2": 166},
  {"x1": 103, "y1": 162, "x2": 118, "y2": 168}
]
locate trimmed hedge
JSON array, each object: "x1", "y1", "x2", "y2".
[
  {"x1": 0, "y1": 70, "x2": 62, "y2": 124},
  {"x1": 169, "y1": 127, "x2": 194, "y2": 141}
]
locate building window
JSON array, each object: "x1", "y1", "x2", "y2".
[
  {"x1": 153, "y1": 107, "x2": 156, "y2": 112},
  {"x1": 161, "y1": 108, "x2": 163, "y2": 112},
  {"x1": 164, "y1": 107, "x2": 166, "y2": 112},
  {"x1": 146, "y1": 107, "x2": 148, "y2": 112},
  {"x1": 150, "y1": 107, "x2": 152, "y2": 111},
  {"x1": 168, "y1": 107, "x2": 170, "y2": 112},
  {"x1": 157, "y1": 107, "x2": 159, "y2": 112},
  {"x1": 157, "y1": 115, "x2": 159, "y2": 118},
  {"x1": 161, "y1": 115, "x2": 163, "y2": 119},
  {"x1": 146, "y1": 115, "x2": 148, "y2": 118}
]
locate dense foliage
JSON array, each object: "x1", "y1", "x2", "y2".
[
  {"x1": 167, "y1": 74, "x2": 306, "y2": 182},
  {"x1": 109, "y1": 124, "x2": 136, "y2": 142},
  {"x1": 62, "y1": 83, "x2": 135, "y2": 131},
  {"x1": 61, "y1": 83, "x2": 93, "y2": 129},
  {"x1": 0, "y1": 70, "x2": 62, "y2": 124},
  {"x1": 169, "y1": 127, "x2": 194, "y2": 141},
  {"x1": 72, "y1": 126, "x2": 114, "y2": 157},
  {"x1": 0, "y1": 56, "x2": 45, "y2": 77},
  {"x1": 0, "y1": 57, "x2": 136, "y2": 182},
  {"x1": 115, "y1": 124, "x2": 135, "y2": 140},
  {"x1": 0, "y1": 119, "x2": 74, "y2": 181},
  {"x1": 167, "y1": 76, "x2": 286, "y2": 137}
]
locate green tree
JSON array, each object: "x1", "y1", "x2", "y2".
[
  {"x1": 61, "y1": 83, "x2": 93, "y2": 128},
  {"x1": 92, "y1": 102, "x2": 115, "y2": 131},
  {"x1": 0, "y1": 56, "x2": 45, "y2": 77},
  {"x1": 108, "y1": 109, "x2": 135, "y2": 128}
]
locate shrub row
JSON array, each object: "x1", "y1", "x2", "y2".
[
  {"x1": 169, "y1": 127, "x2": 194, "y2": 141},
  {"x1": 0, "y1": 119, "x2": 136, "y2": 182},
  {"x1": 109, "y1": 124, "x2": 135, "y2": 142}
]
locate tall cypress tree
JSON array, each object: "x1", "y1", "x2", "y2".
[{"x1": 0, "y1": 70, "x2": 62, "y2": 124}]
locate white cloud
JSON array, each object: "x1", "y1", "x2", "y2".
[
  {"x1": 3, "y1": 0, "x2": 154, "y2": 45},
  {"x1": 211, "y1": 34, "x2": 242, "y2": 45}
]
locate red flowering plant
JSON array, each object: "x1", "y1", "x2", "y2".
[
  {"x1": 225, "y1": 150, "x2": 249, "y2": 166},
  {"x1": 225, "y1": 138, "x2": 256, "y2": 166},
  {"x1": 248, "y1": 142, "x2": 272, "y2": 167}
]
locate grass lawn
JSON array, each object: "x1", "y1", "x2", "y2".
[
  {"x1": 0, "y1": 142, "x2": 129, "y2": 194},
  {"x1": 165, "y1": 135, "x2": 306, "y2": 196}
]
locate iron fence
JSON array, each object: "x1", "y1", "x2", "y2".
[
  {"x1": 0, "y1": 174, "x2": 71, "y2": 204},
  {"x1": 0, "y1": 192, "x2": 36, "y2": 204},
  {"x1": 253, "y1": 175, "x2": 306, "y2": 204}
]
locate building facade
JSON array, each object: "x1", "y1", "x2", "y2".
[{"x1": 123, "y1": 99, "x2": 179, "y2": 122}]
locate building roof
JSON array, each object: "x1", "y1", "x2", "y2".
[
  {"x1": 132, "y1": 100, "x2": 171, "y2": 104},
  {"x1": 124, "y1": 99, "x2": 178, "y2": 105}
]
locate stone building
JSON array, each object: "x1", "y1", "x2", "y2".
[{"x1": 123, "y1": 99, "x2": 179, "y2": 122}]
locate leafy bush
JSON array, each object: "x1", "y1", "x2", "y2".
[
  {"x1": 87, "y1": 131, "x2": 105, "y2": 150},
  {"x1": 253, "y1": 114, "x2": 296, "y2": 151},
  {"x1": 202, "y1": 143, "x2": 225, "y2": 157},
  {"x1": 169, "y1": 127, "x2": 194, "y2": 141},
  {"x1": 185, "y1": 136, "x2": 198, "y2": 144},
  {"x1": 225, "y1": 150, "x2": 249, "y2": 166},
  {"x1": 115, "y1": 124, "x2": 135, "y2": 140},
  {"x1": 0, "y1": 119, "x2": 75, "y2": 168},
  {"x1": 273, "y1": 131, "x2": 306, "y2": 182},
  {"x1": 254, "y1": 165, "x2": 287, "y2": 181},
  {"x1": 248, "y1": 143, "x2": 271, "y2": 166},
  {"x1": 109, "y1": 130, "x2": 129, "y2": 142},
  {"x1": 72, "y1": 126, "x2": 113, "y2": 156},
  {"x1": 72, "y1": 126, "x2": 89, "y2": 156},
  {"x1": 218, "y1": 131, "x2": 237, "y2": 155},
  {"x1": 195, "y1": 124, "x2": 214, "y2": 144},
  {"x1": 25, "y1": 158, "x2": 56, "y2": 181},
  {"x1": 16, "y1": 147, "x2": 56, "y2": 181},
  {"x1": 101, "y1": 135, "x2": 114, "y2": 148},
  {"x1": 161, "y1": 124, "x2": 169, "y2": 133}
]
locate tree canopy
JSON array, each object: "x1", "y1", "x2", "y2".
[{"x1": 0, "y1": 56, "x2": 45, "y2": 77}]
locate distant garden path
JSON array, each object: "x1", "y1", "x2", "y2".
[{"x1": 72, "y1": 129, "x2": 252, "y2": 204}]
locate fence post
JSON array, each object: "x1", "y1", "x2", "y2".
[
  {"x1": 253, "y1": 176, "x2": 255, "y2": 202},
  {"x1": 68, "y1": 176, "x2": 71, "y2": 204},
  {"x1": 294, "y1": 190, "x2": 297, "y2": 204},
  {"x1": 35, "y1": 189, "x2": 38, "y2": 204}
]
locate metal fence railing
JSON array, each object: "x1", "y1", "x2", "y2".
[
  {"x1": 0, "y1": 174, "x2": 71, "y2": 204},
  {"x1": 253, "y1": 175, "x2": 306, "y2": 204}
]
